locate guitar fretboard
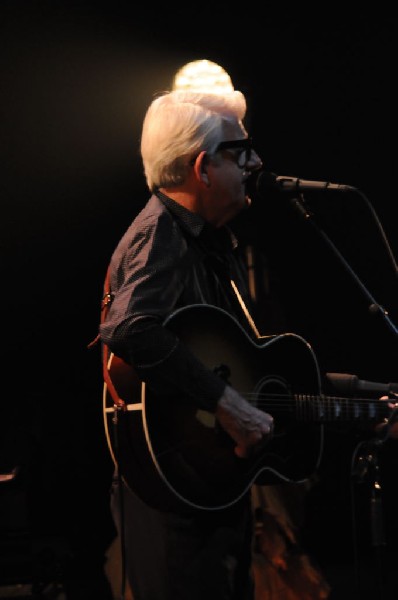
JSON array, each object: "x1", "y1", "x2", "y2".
[{"x1": 295, "y1": 394, "x2": 386, "y2": 422}]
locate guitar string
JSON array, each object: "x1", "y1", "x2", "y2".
[
  {"x1": 227, "y1": 392, "x2": 391, "y2": 419},
  {"x1": 232, "y1": 390, "x2": 390, "y2": 404}
]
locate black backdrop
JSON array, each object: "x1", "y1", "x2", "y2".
[{"x1": 1, "y1": 2, "x2": 397, "y2": 595}]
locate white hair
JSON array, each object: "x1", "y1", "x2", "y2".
[{"x1": 140, "y1": 89, "x2": 247, "y2": 191}]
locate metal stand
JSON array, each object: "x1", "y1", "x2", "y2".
[
  {"x1": 289, "y1": 192, "x2": 398, "y2": 339},
  {"x1": 351, "y1": 402, "x2": 398, "y2": 596},
  {"x1": 112, "y1": 405, "x2": 127, "y2": 600}
]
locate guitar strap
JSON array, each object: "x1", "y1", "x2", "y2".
[
  {"x1": 88, "y1": 265, "x2": 126, "y2": 411},
  {"x1": 90, "y1": 259, "x2": 258, "y2": 408},
  {"x1": 90, "y1": 266, "x2": 128, "y2": 600},
  {"x1": 230, "y1": 278, "x2": 261, "y2": 339}
]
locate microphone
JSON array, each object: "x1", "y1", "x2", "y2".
[
  {"x1": 326, "y1": 372, "x2": 398, "y2": 396},
  {"x1": 256, "y1": 171, "x2": 356, "y2": 195}
]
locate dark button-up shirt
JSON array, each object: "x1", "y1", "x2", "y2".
[{"x1": 100, "y1": 192, "x2": 254, "y2": 410}]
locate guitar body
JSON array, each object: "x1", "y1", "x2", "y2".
[{"x1": 103, "y1": 304, "x2": 323, "y2": 511}]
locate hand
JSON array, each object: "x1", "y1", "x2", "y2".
[
  {"x1": 215, "y1": 385, "x2": 274, "y2": 458},
  {"x1": 376, "y1": 396, "x2": 398, "y2": 439}
]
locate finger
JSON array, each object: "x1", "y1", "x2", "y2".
[{"x1": 234, "y1": 444, "x2": 248, "y2": 459}]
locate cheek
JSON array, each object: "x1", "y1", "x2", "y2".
[
  {"x1": 231, "y1": 177, "x2": 246, "y2": 201},
  {"x1": 224, "y1": 167, "x2": 244, "y2": 193},
  {"x1": 211, "y1": 166, "x2": 245, "y2": 206}
]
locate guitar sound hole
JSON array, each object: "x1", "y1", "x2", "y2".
[{"x1": 255, "y1": 376, "x2": 290, "y2": 419}]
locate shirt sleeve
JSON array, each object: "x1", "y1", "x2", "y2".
[
  {"x1": 100, "y1": 204, "x2": 226, "y2": 411},
  {"x1": 127, "y1": 325, "x2": 226, "y2": 411}
]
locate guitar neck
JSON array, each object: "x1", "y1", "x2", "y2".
[{"x1": 293, "y1": 394, "x2": 389, "y2": 423}]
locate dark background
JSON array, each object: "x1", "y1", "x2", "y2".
[{"x1": 1, "y1": 2, "x2": 397, "y2": 597}]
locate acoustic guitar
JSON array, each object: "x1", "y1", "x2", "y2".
[{"x1": 103, "y1": 303, "x2": 392, "y2": 511}]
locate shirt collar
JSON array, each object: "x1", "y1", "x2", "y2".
[
  {"x1": 155, "y1": 190, "x2": 238, "y2": 251},
  {"x1": 155, "y1": 190, "x2": 205, "y2": 237}
]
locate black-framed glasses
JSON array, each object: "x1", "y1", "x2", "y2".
[{"x1": 214, "y1": 137, "x2": 253, "y2": 169}]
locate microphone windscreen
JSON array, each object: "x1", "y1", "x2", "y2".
[{"x1": 256, "y1": 171, "x2": 278, "y2": 196}]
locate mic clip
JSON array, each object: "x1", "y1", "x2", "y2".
[{"x1": 289, "y1": 193, "x2": 314, "y2": 221}]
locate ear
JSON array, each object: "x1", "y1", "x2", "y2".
[{"x1": 193, "y1": 150, "x2": 210, "y2": 187}]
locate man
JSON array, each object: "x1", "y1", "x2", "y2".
[{"x1": 99, "y1": 88, "x2": 274, "y2": 599}]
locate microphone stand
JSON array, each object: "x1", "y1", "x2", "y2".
[
  {"x1": 351, "y1": 435, "x2": 386, "y2": 597},
  {"x1": 112, "y1": 405, "x2": 127, "y2": 600},
  {"x1": 350, "y1": 403, "x2": 398, "y2": 599},
  {"x1": 289, "y1": 193, "x2": 398, "y2": 339},
  {"x1": 289, "y1": 192, "x2": 398, "y2": 596}
]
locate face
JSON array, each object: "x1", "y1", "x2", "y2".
[{"x1": 201, "y1": 121, "x2": 263, "y2": 227}]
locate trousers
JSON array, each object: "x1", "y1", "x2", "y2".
[{"x1": 110, "y1": 478, "x2": 255, "y2": 600}]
